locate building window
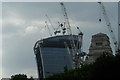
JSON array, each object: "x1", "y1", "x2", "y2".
[{"x1": 96, "y1": 42, "x2": 103, "y2": 46}]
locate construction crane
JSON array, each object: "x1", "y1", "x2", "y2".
[
  {"x1": 45, "y1": 14, "x2": 56, "y2": 31},
  {"x1": 45, "y1": 21, "x2": 52, "y2": 36},
  {"x1": 60, "y1": 2, "x2": 72, "y2": 35},
  {"x1": 46, "y1": 14, "x2": 65, "y2": 35},
  {"x1": 76, "y1": 27, "x2": 86, "y2": 64},
  {"x1": 60, "y1": 2, "x2": 85, "y2": 68},
  {"x1": 76, "y1": 27, "x2": 83, "y2": 53},
  {"x1": 54, "y1": 22, "x2": 62, "y2": 35},
  {"x1": 45, "y1": 14, "x2": 61, "y2": 36},
  {"x1": 58, "y1": 22, "x2": 66, "y2": 35},
  {"x1": 98, "y1": 2, "x2": 119, "y2": 54},
  {"x1": 60, "y1": 2, "x2": 76, "y2": 52}
]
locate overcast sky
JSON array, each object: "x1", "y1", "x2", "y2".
[
  {"x1": 1, "y1": 1, "x2": 118, "y2": 79},
  {"x1": 0, "y1": 1, "x2": 2, "y2": 79}
]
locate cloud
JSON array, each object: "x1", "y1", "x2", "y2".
[
  {"x1": 25, "y1": 26, "x2": 38, "y2": 33},
  {"x1": 31, "y1": 20, "x2": 45, "y2": 25},
  {"x1": 25, "y1": 20, "x2": 49, "y2": 35},
  {"x1": 3, "y1": 17, "x2": 25, "y2": 26},
  {"x1": 2, "y1": 8, "x2": 26, "y2": 27},
  {"x1": 2, "y1": 2, "x2": 118, "y2": 78}
]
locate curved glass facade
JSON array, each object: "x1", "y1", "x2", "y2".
[{"x1": 33, "y1": 35, "x2": 78, "y2": 79}]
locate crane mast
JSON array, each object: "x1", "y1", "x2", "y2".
[
  {"x1": 45, "y1": 21, "x2": 52, "y2": 36},
  {"x1": 98, "y1": 2, "x2": 118, "y2": 54},
  {"x1": 76, "y1": 27, "x2": 83, "y2": 54},
  {"x1": 60, "y1": 2, "x2": 72, "y2": 35},
  {"x1": 60, "y1": 2, "x2": 85, "y2": 68},
  {"x1": 60, "y1": 2, "x2": 76, "y2": 54},
  {"x1": 45, "y1": 14, "x2": 56, "y2": 32}
]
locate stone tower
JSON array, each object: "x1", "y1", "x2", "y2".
[{"x1": 86, "y1": 33, "x2": 112, "y2": 64}]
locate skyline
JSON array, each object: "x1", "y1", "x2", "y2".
[{"x1": 1, "y1": 1, "x2": 118, "y2": 79}]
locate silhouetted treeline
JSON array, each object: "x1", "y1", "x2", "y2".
[
  {"x1": 44, "y1": 52, "x2": 120, "y2": 80},
  {"x1": 10, "y1": 74, "x2": 34, "y2": 80}
]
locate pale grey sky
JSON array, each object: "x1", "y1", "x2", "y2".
[
  {"x1": 1, "y1": 1, "x2": 118, "y2": 79},
  {"x1": 1, "y1": 0, "x2": 119, "y2": 2},
  {"x1": 0, "y1": 1, "x2": 2, "y2": 80}
]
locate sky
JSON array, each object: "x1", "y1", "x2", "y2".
[
  {"x1": 0, "y1": 0, "x2": 2, "y2": 79},
  {"x1": 118, "y1": 1, "x2": 120, "y2": 49},
  {"x1": 1, "y1": 0, "x2": 119, "y2": 79}
]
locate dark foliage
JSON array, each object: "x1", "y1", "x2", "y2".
[
  {"x1": 10, "y1": 74, "x2": 28, "y2": 80},
  {"x1": 10, "y1": 74, "x2": 35, "y2": 80},
  {"x1": 44, "y1": 52, "x2": 120, "y2": 80}
]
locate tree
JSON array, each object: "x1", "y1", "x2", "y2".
[
  {"x1": 44, "y1": 51, "x2": 120, "y2": 80},
  {"x1": 91, "y1": 53, "x2": 120, "y2": 80},
  {"x1": 11, "y1": 74, "x2": 28, "y2": 80},
  {"x1": 28, "y1": 76, "x2": 34, "y2": 80}
]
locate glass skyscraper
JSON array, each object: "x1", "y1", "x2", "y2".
[{"x1": 33, "y1": 35, "x2": 78, "y2": 79}]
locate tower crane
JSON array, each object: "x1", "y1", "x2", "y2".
[
  {"x1": 45, "y1": 14, "x2": 56, "y2": 32},
  {"x1": 98, "y1": 2, "x2": 119, "y2": 54},
  {"x1": 45, "y1": 21, "x2": 52, "y2": 36},
  {"x1": 60, "y1": 2, "x2": 85, "y2": 68},
  {"x1": 45, "y1": 14, "x2": 61, "y2": 35},
  {"x1": 46, "y1": 14, "x2": 64, "y2": 35},
  {"x1": 76, "y1": 27, "x2": 83, "y2": 54},
  {"x1": 60, "y1": 2, "x2": 76, "y2": 54}
]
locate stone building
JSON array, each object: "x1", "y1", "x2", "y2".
[{"x1": 85, "y1": 33, "x2": 112, "y2": 64}]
